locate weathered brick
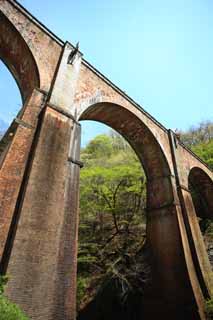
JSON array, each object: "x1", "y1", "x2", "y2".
[{"x1": 0, "y1": 1, "x2": 212, "y2": 320}]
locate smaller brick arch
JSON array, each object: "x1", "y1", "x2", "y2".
[
  {"x1": 188, "y1": 167, "x2": 213, "y2": 220},
  {"x1": 184, "y1": 166, "x2": 213, "y2": 299},
  {"x1": 0, "y1": 11, "x2": 40, "y2": 102}
]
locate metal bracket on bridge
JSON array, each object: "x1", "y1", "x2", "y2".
[
  {"x1": 68, "y1": 156, "x2": 84, "y2": 168},
  {"x1": 177, "y1": 184, "x2": 191, "y2": 193},
  {"x1": 47, "y1": 103, "x2": 80, "y2": 125},
  {"x1": 146, "y1": 200, "x2": 181, "y2": 214},
  {"x1": 146, "y1": 173, "x2": 176, "y2": 183},
  {"x1": 67, "y1": 42, "x2": 80, "y2": 65},
  {"x1": 15, "y1": 118, "x2": 34, "y2": 129}
]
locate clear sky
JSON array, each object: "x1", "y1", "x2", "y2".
[{"x1": 0, "y1": 0, "x2": 213, "y2": 146}]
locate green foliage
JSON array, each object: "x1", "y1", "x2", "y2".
[
  {"x1": 78, "y1": 131, "x2": 147, "y2": 311},
  {"x1": 180, "y1": 121, "x2": 213, "y2": 147},
  {"x1": 0, "y1": 276, "x2": 8, "y2": 295},
  {"x1": 205, "y1": 298, "x2": 213, "y2": 319},
  {"x1": 0, "y1": 275, "x2": 29, "y2": 320},
  {"x1": 192, "y1": 139, "x2": 213, "y2": 170},
  {"x1": 82, "y1": 134, "x2": 113, "y2": 159},
  {"x1": 77, "y1": 277, "x2": 90, "y2": 310},
  {"x1": 0, "y1": 296, "x2": 29, "y2": 320}
]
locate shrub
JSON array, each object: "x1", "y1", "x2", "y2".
[
  {"x1": 0, "y1": 296, "x2": 29, "y2": 320},
  {"x1": 205, "y1": 298, "x2": 213, "y2": 319},
  {"x1": 0, "y1": 275, "x2": 29, "y2": 320},
  {"x1": 0, "y1": 276, "x2": 8, "y2": 295}
]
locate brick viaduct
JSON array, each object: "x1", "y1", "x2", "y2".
[{"x1": 0, "y1": 1, "x2": 212, "y2": 319}]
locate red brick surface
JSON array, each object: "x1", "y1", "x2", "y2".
[
  {"x1": 0, "y1": 1, "x2": 212, "y2": 319},
  {"x1": 0, "y1": 89, "x2": 44, "y2": 260}
]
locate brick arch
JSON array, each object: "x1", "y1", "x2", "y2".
[
  {"x1": 188, "y1": 167, "x2": 213, "y2": 220},
  {"x1": 0, "y1": 11, "x2": 40, "y2": 102},
  {"x1": 79, "y1": 101, "x2": 174, "y2": 209}
]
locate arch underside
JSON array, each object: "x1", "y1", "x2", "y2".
[
  {"x1": 80, "y1": 103, "x2": 170, "y2": 176},
  {"x1": 79, "y1": 102, "x2": 174, "y2": 208},
  {"x1": 185, "y1": 166, "x2": 213, "y2": 299},
  {"x1": 189, "y1": 167, "x2": 213, "y2": 220},
  {"x1": 0, "y1": 11, "x2": 40, "y2": 102}
]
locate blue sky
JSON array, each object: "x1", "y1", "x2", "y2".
[{"x1": 0, "y1": 0, "x2": 213, "y2": 146}]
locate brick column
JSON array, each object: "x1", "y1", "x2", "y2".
[
  {"x1": 5, "y1": 41, "x2": 82, "y2": 320},
  {"x1": 145, "y1": 174, "x2": 205, "y2": 319},
  {"x1": 179, "y1": 187, "x2": 213, "y2": 297},
  {"x1": 0, "y1": 89, "x2": 45, "y2": 267},
  {"x1": 5, "y1": 105, "x2": 81, "y2": 320},
  {"x1": 52, "y1": 121, "x2": 82, "y2": 320}
]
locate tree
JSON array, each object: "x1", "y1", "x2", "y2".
[
  {"x1": 180, "y1": 121, "x2": 213, "y2": 147},
  {"x1": 78, "y1": 132, "x2": 148, "y2": 311},
  {"x1": 179, "y1": 121, "x2": 213, "y2": 170}
]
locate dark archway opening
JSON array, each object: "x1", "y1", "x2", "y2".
[{"x1": 189, "y1": 167, "x2": 213, "y2": 268}]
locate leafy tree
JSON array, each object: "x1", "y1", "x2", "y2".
[
  {"x1": 192, "y1": 139, "x2": 213, "y2": 170},
  {"x1": 179, "y1": 121, "x2": 213, "y2": 170},
  {"x1": 78, "y1": 132, "x2": 147, "y2": 311},
  {"x1": 180, "y1": 121, "x2": 213, "y2": 147},
  {"x1": 82, "y1": 134, "x2": 113, "y2": 159}
]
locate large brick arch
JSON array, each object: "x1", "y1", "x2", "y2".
[
  {"x1": 79, "y1": 102, "x2": 174, "y2": 212},
  {"x1": 0, "y1": 11, "x2": 40, "y2": 101},
  {"x1": 79, "y1": 102, "x2": 170, "y2": 177}
]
